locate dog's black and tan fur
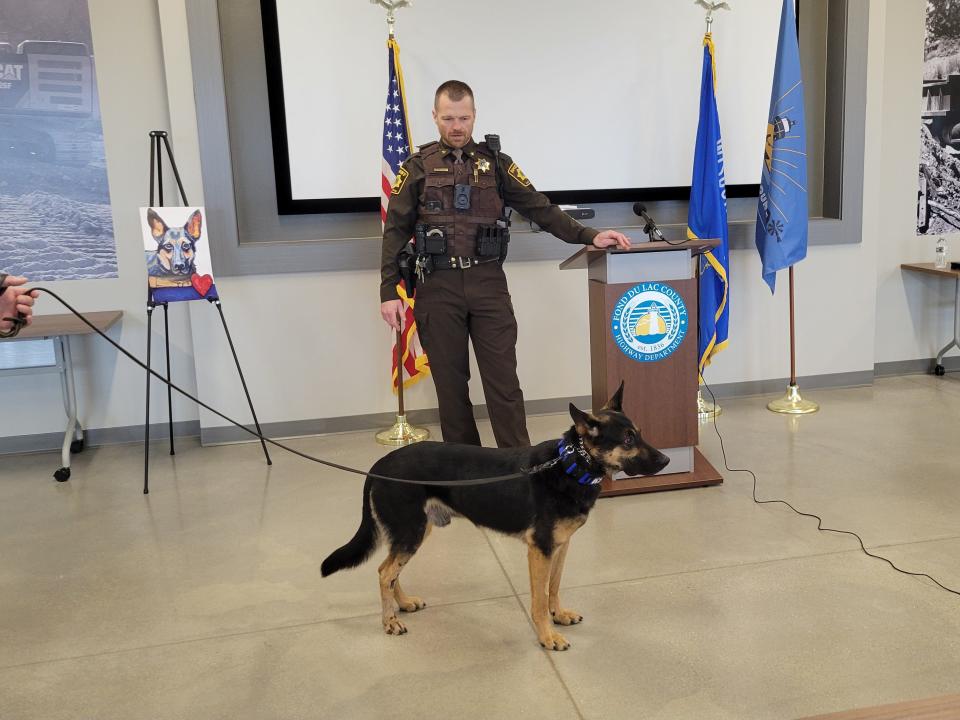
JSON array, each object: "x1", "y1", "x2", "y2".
[{"x1": 321, "y1": 383, "x2": 669, "y2": 650}]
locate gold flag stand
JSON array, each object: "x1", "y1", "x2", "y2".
[
  {"x1": 377, "y1": 320, "x2": 429, "y2": 446},
  {"x1": 697, "y1": 388, "x2": 721, "y2": 420},
  {"x1": 767, "y1": 266, "x2": 819, "y2": 414}
]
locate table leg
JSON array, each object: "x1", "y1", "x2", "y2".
[
  {"x1": 934, "y1": 277, "x2": 960, "y2": 375},
  {"x1": 54, "y1": 335, "x2": 80, "y2": 482},
  {"x1": 63, "y1": 335, "x2": 83, "y2": 450}
]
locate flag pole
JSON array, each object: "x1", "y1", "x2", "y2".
[
  {"x1": 766, "y1": 265, "x2": 818, "y2": 414},
  {"x1": 693, "y1": 1, "x2": 730, "y2": 422},
  {"x1": 789, "y1": 265, "x2": 796, "y2": 383},
  {"x1": 377, "y1": 311, "x2": 428, "y2": 445},
  {"x1": 396, "y1": 324, "x2": 405, "y2": 417},
  {"x1": 697, "y1": 260, "x2": 721, "y2": 421},
  {"x1": 373, "y1": 3, "x2": 429, "y2": 445},
  {"x1": 758, "y1": 0, "x2": 817, "y2": 415}
]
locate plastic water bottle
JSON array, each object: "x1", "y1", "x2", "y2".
[{"x1": 935, "y1": 236, "x2": 948, "y2": 269}]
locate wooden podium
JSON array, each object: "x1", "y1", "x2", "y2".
[{"x1": 560, "y1": 240, "x2": 723, "y2": 496}]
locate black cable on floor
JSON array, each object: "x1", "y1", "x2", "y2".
[{"x1": 699, "y1": 377, "x2": 960, "y2": 598}]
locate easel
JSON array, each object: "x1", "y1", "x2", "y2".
[{"x1": 144, "y1": 130, "x2": 271, "y2": 494}]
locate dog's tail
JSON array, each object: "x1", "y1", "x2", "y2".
[{"x1": 321, "y1": 482, "x2": 378, "y2": 577}]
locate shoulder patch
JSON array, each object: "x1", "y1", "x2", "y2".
[
  {"x1": 391, "y1": 167, "x2": 409, "y2": 195},
  {"x1": 508, "y1": 162, "x2": 531, "y2": 187}
]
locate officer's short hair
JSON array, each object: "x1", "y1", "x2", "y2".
[{"x1": 435, "y1": 80, "x2": 474, "y2": 108}]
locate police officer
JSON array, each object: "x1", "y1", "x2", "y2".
[{"x1": 380, "y1": 80, "x2": 631, "y2": 448}]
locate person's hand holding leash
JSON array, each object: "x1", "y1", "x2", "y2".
[
  {"x1": 592, "y1": 230, "x2": 632, "y2": 251},
  {"x1": 380, "y1": 299, "x2": 405, "y2": 331},
  {"x1": 0, "y1": 274, "x2": 38, "y2": 337}
]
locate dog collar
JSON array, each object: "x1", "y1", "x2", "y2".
[{"x1": 556, "y1": 438, "x2": 603, "y2": 486}]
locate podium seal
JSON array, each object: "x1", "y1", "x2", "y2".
[{"x1": 611, "y1": 282, "x2": 688, "y2": 362}]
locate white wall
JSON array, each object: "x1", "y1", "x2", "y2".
[
  {"x1": 0, "y1": 0, "x2": 199, "y2": 441},
  {"x1": 185, "y1": 260, "x2": 591, "y2": 430},
  {"x1": 874, "y1": 0, "x2": 958, "y2": 363},
  {"x1": 2, "y1": 0, "x2": 952, "y2": 445}
]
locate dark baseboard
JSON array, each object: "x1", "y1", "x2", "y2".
[{"x1": 0, "y1": 421, "x2": 201, "y2": 456}]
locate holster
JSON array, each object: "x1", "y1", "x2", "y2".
[{"x1": 397, "y1": 243, "x2": 416, "y2": 293}]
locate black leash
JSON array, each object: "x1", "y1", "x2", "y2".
[
  {"x1": 22, "y1": 287, "x2": 959, "y2": 598},
  {"x1": 30, "y1": 286, "x2": 957, "y2": 597},
  {"x1": 28, "y1": 287, "x2": 544, "y2": 487}
]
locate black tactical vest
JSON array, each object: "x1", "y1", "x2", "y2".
[{"x1": 417, "y1": 141, "x2": 504, "y2": 257}]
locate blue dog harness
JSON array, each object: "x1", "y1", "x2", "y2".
[{"x1": 556, "y1": 438, "x2": 604, "y2": 486}]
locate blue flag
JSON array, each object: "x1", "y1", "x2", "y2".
[
  {"x1": 755, "y1": 0, "x2": 808, "y2": 293},
  {"x1": 687, "y1": 34, "x2": 729, "y2": 374}
]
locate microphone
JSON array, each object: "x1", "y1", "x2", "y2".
[{"x1": 632, "y1": 202, "x2": 666, "y2": 242}]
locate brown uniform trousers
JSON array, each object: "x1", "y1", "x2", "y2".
[
  {"x1": 414, "y1": 259, "x2": 526, "y2": 447},
  {"x1": 381, "y1": 137, "x2": 598, "y2": 448}
]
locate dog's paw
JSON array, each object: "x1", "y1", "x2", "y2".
[
  {"x1": 383, "y1": 616, "x2": 408, "y2": 635},
  {"x1": 397, "y1": 596, "x2": 426, "y2": 612},
  {"x1": 538, "y1": 630, "x2": 570, "y2": 651},
  {"x1": 550, "y1": 609, "x2": 583, "y2": 626}
]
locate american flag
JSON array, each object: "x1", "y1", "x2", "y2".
[
  {"x1": 382, "y1": 37, "x2": 428, "y2": 392},
  {"x1": 381, "y1": 38, "x2": 412, "y2": 223}
]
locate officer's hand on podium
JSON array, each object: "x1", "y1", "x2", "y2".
[
  {"x1": 592, "y1": 230, "x2": 632, "y2": 251},
  {"x1": 380, "y1": 299, "x2": 405, "y2": 332}
]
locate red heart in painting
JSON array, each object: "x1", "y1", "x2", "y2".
[{"x1": 191, "y1": 274, "x2": 214, "y2": 297}]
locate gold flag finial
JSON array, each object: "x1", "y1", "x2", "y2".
[
  {"x1": 695, "y1": 0, "x2": 731, "y2": 33},
  {"x1": 371, "y1": 0, "x2": 412, "y2": 37}
]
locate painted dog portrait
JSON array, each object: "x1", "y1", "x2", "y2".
[
  {"x1": 145, "y1": 208, "x2": 201, "y2": 281},
  {"x1": 140, "y1": 206, "x2": 218, "y2": 303}
]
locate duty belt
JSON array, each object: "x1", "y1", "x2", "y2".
[{"x1": 432, "y1": 256, "x2": 500, "y2": 270}]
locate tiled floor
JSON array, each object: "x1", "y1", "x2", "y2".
[{"x1": 1, "y1": 375, "x2": 959, "y2": 719}]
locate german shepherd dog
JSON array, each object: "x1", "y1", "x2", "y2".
[
  {"x1": 146, "y1": 208, "x2": 201, "y2": 280},
  {"x1": 321, "y1": 383, "x2": 669, "y2": 650}
]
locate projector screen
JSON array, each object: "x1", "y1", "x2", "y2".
[{"x1": 263, "y1": 0, "x2": 784, "y2": 213}]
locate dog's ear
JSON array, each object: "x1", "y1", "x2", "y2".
[
  {"x1": 569, "y1": 403, "x2": 599, "y2": 437},
  {"x1": 184, "y1": 210, "x2": 203, "y2": 241},
  {"x1": 603, "y1": 381, "x2": 625, "y2": 413},
  {"x1": 147, "y1": 208, "x2": 168, "y2": 239}
]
